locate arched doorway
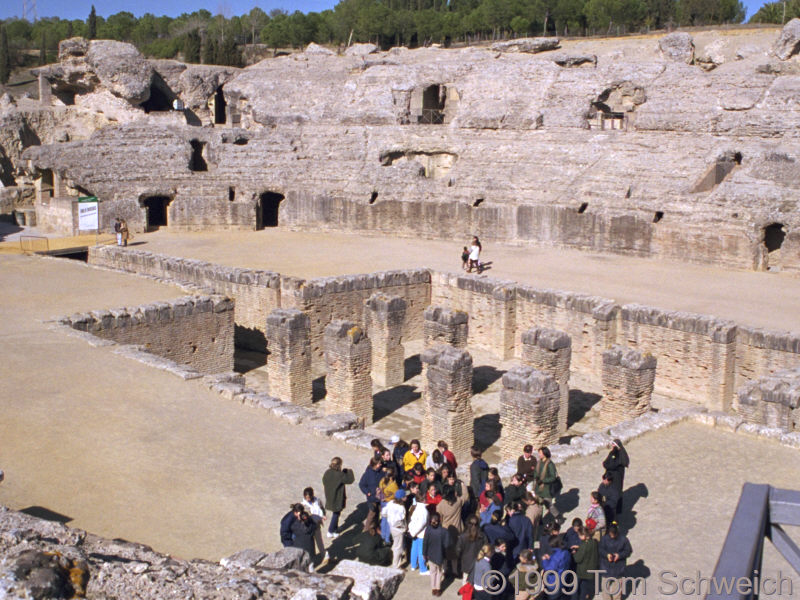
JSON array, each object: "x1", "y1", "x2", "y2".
[
  {"x1": 214, "y1": 86, "x2": 227, "y2": 125},
  {"x1": 257, "y1": 192, "x2": 284, "y2": 229},
  {"x1": 763, "y1": 223, "x2": 786, "y2": 271},
  {"x1": 142, "y1": 196, "x2": 172, "y2": 231}
]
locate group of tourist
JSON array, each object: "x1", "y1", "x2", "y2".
[
  {"x1": 280, "y1": 436, "x2": 634, "y2": 599},
  {"x1": 461, "y1": 236, "x2": 483, "y2": 274}
]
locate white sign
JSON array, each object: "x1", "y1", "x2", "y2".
[{"x1": 78, "y1": 201, "x2": 98, "y2": 231}]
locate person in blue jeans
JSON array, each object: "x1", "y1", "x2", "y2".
[{"x1": 407, "y1": 492, "x2": 430, "y2": 573}]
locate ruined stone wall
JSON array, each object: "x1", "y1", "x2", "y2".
[
  {"x1": 734, "y1": 327, "x2": 800, "y2": 392},
  {"x1": 34, "y1": 197, "x2": 74, "y2": 234},
  {"x1": 619, "y1": 305, "x2": 737, "y2": 411},
  {"x1": 89, "y1": 246, "x2": 280, "y2": 351},
  {"x1": 60, "y1": 295, "x2": 234, "y2": 374},
  {"x1": 282, "y1": 270, "x2": 431, "y2": 374}
]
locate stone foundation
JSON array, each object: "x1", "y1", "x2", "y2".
[
  {"x1": 266, "y1": 308, "x2": 312, "y2": 406},
  {"x1": 521, "y1": 327, "x2": 572, "y2": 433},
  {"x1": 600, "y1": 345, "x2": 657, "y2": 427},
  {"x1": 364, "y1": 293, "x2": 407, "y2": 388},
  {"x1": 60, "y1": 295, "x2": 234, "y2": 374},
  {"x1": 423, "y1": 305, "x2": 469, "y2": 348},
  {"x1": 420, "y1": 344, "x2": 474, "y2": 458},
  {"x1": 499, "y1": 365, "x2": 561, "y2": 460},
  {"x1": 324, "y1": 320, "x2": 373, "y2": 425},
  {"x1": 737, "y1": 367, "x2": 800, "y2": 432}
]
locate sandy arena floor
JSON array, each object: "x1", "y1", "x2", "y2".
[{"x1": 1, "y1": 229, "x2": 799, "y2": 599}]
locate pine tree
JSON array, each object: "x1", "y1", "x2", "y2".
[
  {"x1": 66, "y1": 21, "x2": 74, "y2": 39},
  {"x1": 184, "y1": 29, "x2": 201, "y2": 63},
  {"x1": 88, "y1": 6, "x2": 97, "y2": 40},
  {"x1": 0, "y1": 27, "x2": 9, "y2": 85},
  {"x1": 40, "y1": 31, "x2": 47, "y2": 65},
  {"x1": 203, "y1": 38, "x2": 217, "y2": 65}
]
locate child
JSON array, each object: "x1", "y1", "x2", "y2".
[
  {"x1": 461, "y1": 247, "x2": 469, "y2": 271},
  {"x1": 302, "y1": 487, "x2": 329, "y2": 565}
]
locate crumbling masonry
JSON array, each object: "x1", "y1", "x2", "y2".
[
  {"x1": 324, "y1": 320, "x2": 373, "y2": 425},
  {"x1": 266, "y1": 309, "x2": 312, "y2": 406},
  {"x1": 365, "y1": 293, "x2": 407, "y2": 388},
  {"x1": 737, "y1": 367, "x2": 800, "y2": 432},
  {"x1": 600, "y1": 345, "x2": 657, "y2": 427},
  {"x1": 420, "y1": 344, "x2": 474, "y2": 458},
  {"x1": 499, "y1": 365, "x2": 561, "y2": 460},
  {"x1": 423, "y1": 306, "x2": 468, "y2": 348},
  {"x1": 521, "y1": 327, "x2": 572, "y2": 433}
]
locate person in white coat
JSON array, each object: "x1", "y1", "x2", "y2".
[
  {"x1": 408, "y1": 491, "x2": 429, "y2": 574},
  {"x1": 302, "y1": 486, "x2": 329, "y2": 564},
  {"x1": 382, "y1": 489, "x2": 409, "y2": 569}
]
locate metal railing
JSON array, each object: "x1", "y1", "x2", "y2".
[
  {"x1": 706, "y1": 483, "x2": 800, "y2": 599},
  {"x1": 19, "y1": 235, "x2": 49, "y2": 254},
  {"x1": 418, "y1": 108, "x2": 445, "y2": 124}
]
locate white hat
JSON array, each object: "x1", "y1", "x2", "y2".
[{"x1": 390, "y1": 435, "x2": 400, "y2": 444}]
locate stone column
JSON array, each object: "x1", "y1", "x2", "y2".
[
  {"x1": 38, "y1": 73, "x2": 52, "y2": 106},
  {"x1": 266, "y1": 308, "x2": 312, "y2": 406},
  {"x1": 364, "y1": 293, "x2": 407, "y2": 388},
  {"x1": 600, "y1": 345, "x2": 657, "y2": 427},
  {"x1": 420, "y1": 344, "x2": 474, "y2": 458},
  {"x1": 423, "y1": 306, "x2": 468, "y2": 349},
  {"x1": 521, "y1": 327, "x2": 572, "y2": 433},
  {"x1": 324, "y1": 320, "x2": 373, "y2": 425},
  {"x1": 499, "y1": 365, "x2": 561, "y2": 461}
]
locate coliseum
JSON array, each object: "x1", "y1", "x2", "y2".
[{"x1": 1, "y1": 22, "x2": 800, "y2": 600}]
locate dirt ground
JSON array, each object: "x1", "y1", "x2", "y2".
[{"x1": 1, "y1": 228, "x2": 799, "y2": 600}]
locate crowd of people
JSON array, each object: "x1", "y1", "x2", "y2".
[{"x1": 280, "y1": 436, "x2": 633, "y2": 600}]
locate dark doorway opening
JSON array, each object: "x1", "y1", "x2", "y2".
[
  {"x1": 257, "y1": 192, "x2": 284, "y2": 229},
  {"x1": 142, "y1": 84, "x2": 172, "y2": 113},
  {"x1": 214, "y1": 86, "x2": 227, "y2": 125},
  {"x1": 142, "y1": 196, "x2": 172, "y2": 231},
  {"x1": 764, "y1": 223, "x2": 786, "y2": 253},
  {"x1": 228, "y1": 186, "x2": 235, "y2": 201},
  {"x1": 189, "y1": 140, "x2": 207, "y2": 172},
  {"x1": 419, "y1": 85, "x2": 446, "y2": 124}
]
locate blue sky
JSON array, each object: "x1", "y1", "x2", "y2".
[{"x1": 0, "y1": 0, "x2": 772, "y2": 22}]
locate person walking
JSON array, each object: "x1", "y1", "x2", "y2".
[
  {"x1": 423, "y1": 513, "x2": 450, "y2": 597},
  {"x1": 601, "y1": 440, "x2": 629, "y2": 514},
  {"x1": 322, "y1": 456, "x2": 354, "y2": 539}
]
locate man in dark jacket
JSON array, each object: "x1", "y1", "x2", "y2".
[
  {"x1": 602, "y1": 440, "x2": 629, "y2": 514},
  {"x1": 573, "y1": 526, "x2": 599, "y2": 600},
  {"x1": 291, "y1": 510, "x2": 317, "y2": 566},
  {"x1": 598, "y1": 524, "x2": 633, "y2": 600},
  {"x1": 598, "y1": 473, "x2": 620, "y2": 525},
  {"x1": 359, "y1": 458, "x2": 384, "y2": 506},
  {"x1": 423, "y1": 513, "x2": 450, "y2": 597},
  {"x1": 517, "y1": 444, "x2": 537, "y2": 482},
  {"x1": 280, "y1": 504, "x2": 302, "y2": 547},
  {"x1": 392, "y1": 437, "x2": 409, "y2": 476},
  {"x1": 322, "y1": 456, "x2": 355, "y2": 538},
  {"x1": 504, "y1": 473, "x2": 527, "y2": 507},
  {"x1": 507, "y1": 502, "x2": 533, "y2": 562},
  {"x1": 469, "y1": 447, "x2": 489, "y2": 501}
]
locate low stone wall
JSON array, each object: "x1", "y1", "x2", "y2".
[
  {"x1": 89, "y1": 246, "x2": 282, "y2": 351},
  {"x1": 735, "y1": 327, "x2": 800, "y2": 392},
  {"x1": 59, "y1": 295, "x2": 234, "y2": 375}
]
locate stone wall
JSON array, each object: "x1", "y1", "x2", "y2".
[
  {"x1": 735, "y1": 327, "x2": 800, "y2": 391},
  {"x1": 737, "y1": 367, "x2": 800, "y2": 431},
  {"x1": 89, "y1": 246, "x2": 280, "y2": 352},
  {"x1": 60, "y1": 295, "x2": 234, "y2": 374}
]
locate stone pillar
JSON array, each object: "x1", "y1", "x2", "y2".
[
  {"x1": 38, "y1": 74, "x2": 52, "y2": 106},
  {"x1": 364, "y1": 293, "x2": 407, "y2": 388},
  {"x1": 266, "y1": 309, "x2": 312, "y2": 406},
  {"x1": 499, "y1": 365, "x2": 561, "y2": 461},
  {"x1": 324, "y1": 320, "x2": 373, "y2": 425},
  {"x1": 521, "y1": 327, "x2": 572, "y2": 433},
  {"x1": 423, "y1": 306, "x2": 468, "y2": 348},
  {"x1": 600, "y1": 345, "x2": 657, "y2": 427},
  {"x1": 420, "y1": 344, "x2": 474, "y2": 458},
  {"x1": 737, "y1": 368, "x2": 800, "y2": 431}
]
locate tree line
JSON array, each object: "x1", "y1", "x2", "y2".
[{"x1": 0, "y1": 0, "x2": 761, "y2": 83}]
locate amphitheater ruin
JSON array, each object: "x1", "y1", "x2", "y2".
[{"x1": 1, "y1": 20, "x2": 800, "y2": 600}]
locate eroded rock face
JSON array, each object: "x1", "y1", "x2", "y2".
[
  {"x1": 0, "y1": 507, "x2": 354, "y2": 600},
  {"x1": 659, "y1": 32, "x2": 695, "y2": 64},
  {"x1": 491, "y1": 37, "x2": 560, "y2": 54},
  {"x1": 773, "y1": 18, "x2": 800, "y2": 60},
  {"x1": 345, "y1": 43, "x2": 379, "y2": 57}
]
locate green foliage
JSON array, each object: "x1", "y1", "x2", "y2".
[
  {"x1": 203, "y1": 37, "x2": 217, "y2": 64},
  {"x1": 184, "y1": 29, "x2": 201, "y2": 63},
  {"x1": 40, "y1": 30, "x2": 46, "y2": 65},
  {"x1": 749, "y1": 0, "x2": 798, "y2": 22},
  {"x1": 88, "y1": 5, "x2": 97, "y2": 40},
  {"x1": 0, "y1": 27, "x2": 9, "y2": 84}
]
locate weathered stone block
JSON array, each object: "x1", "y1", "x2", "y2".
[
  {"x1": 499, "y1": 365, "x2": 560, "y2": 460},
  {"x1": 365, "y1": 293, "x2": 407, "y2": 387},
  {"x1": 521, "y1": 327, "x2": 572, "y2": 433},
  {"x1": 324, "y1": 320, "x2": 373, "y2": 425},
  {"x1": 599, "y1": 345, "x2": 656, "y2": 428},
  {"x1": 266, "y1": 308, "x2": 312, "y2": 406}
]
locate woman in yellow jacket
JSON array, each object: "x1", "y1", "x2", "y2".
[{"x1": 403, "y1": 439, "x2": 428, "y2": 474}]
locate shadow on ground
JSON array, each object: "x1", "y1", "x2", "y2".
[
  {"x1": 373, "y1": 385, "x2": 421, "y2": 422},
  {"x1": 568, "y1": 389, "x2": 602, "y2": 426},
  {"x1": 473, "y1": 365, "x2": 505, "y2": 394},
  {"x1": 20, "y1": 506, "x2": 72, "y2": 524}
]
